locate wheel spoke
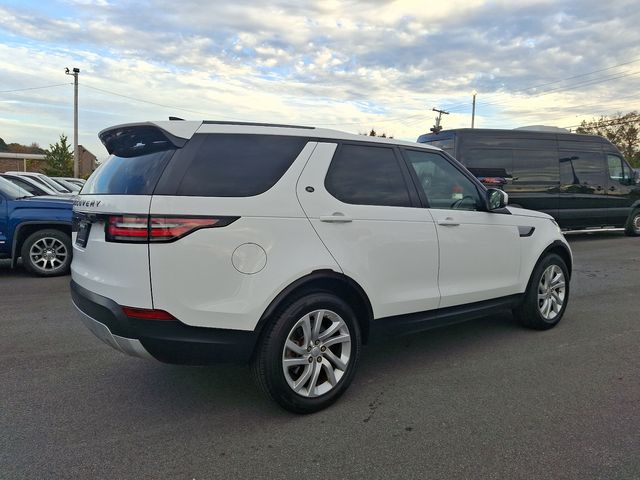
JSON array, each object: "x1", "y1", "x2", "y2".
[
  {"x1": 324, "y1": 349, "x2": 347, "y2": 371},
  {"x1": 301, "y1": 315, "x2": 312, "y2": 347},
  {"x1": 285, "y1": 340, "x2": 306, "y2": 355},
  {"x1": 292, "y1": 364, "x2": 313, "y2": 392},
  {"x1": 312, "y1": 310, "x2": 324, "y2": 340},
  {"x1": 323, "y1": 333, "x2": 350, "y2": 348},
  {"x1": 322, "y1": 359, "x2": 337, "y2": 386},
  {"x1": 318, "y1": 320, "x2": 342, "y2": 342},
  {"x1": 307, "y1": 362, "x2": 322, "y2": 396},
  {"x1": 283, "y1": 357, "x2": 309, "y2": 368}
]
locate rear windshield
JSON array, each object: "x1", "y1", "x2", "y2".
[
  {"x1": 82, "y1": 150, "x2": 174, "y2": 195},
  {"x1": 174, "y1": 134, "x2": 308, "y2": 197}
]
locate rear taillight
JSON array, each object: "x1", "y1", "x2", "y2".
[
  {"x1": 122, "y1": 306, "x2": 176, "y2": 321},
  {"x1": 106, "y1": 215, "x2": 149, "y2": 242},
  {"x1": 150, "y1": 217, "x2": 226, "y2": 241},
  {"x1": 105, "y1": 215, "x2": 238, "y2": 243}
]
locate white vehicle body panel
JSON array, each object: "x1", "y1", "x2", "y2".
[
  {"x1": 148, "y1": 142, "x2": 340, "y2": 330},
  {"x1": 71, "y1": 195, "x2": 153, "y2": 308},
  {"x1": 296, "y1": 142, "x2": 441, "y2": 318}
]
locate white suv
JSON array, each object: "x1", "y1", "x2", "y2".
[{"x1": 71, "y1": 121, "x2": 572, "y2": 413}]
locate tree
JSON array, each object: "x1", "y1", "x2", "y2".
[
  {"x1": 576, "y1": 111, "x2": 640, "y2": 167},
  {"x1": 43, "y1": 134, "x2": 74, "y2": 176},
  {"x1": 0, "y1": 137, "x2": 7, "y2": 152},
  {"x1": 359, "y1": 129, "x2": 393, "y2": 138}
]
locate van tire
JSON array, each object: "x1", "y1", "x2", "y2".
[
  {"x1": 252, "y1": 292, "x2": 361, "y2": 413},
  {"x1": 513, "y1": 253, "x2": 569, "y2": 330},
  {"x1": 624, "y1": 209, "x2": 640, "y2": 236}
]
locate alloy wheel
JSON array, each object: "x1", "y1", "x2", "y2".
[
  {"x1": 537, "y1": 264, "x2": 566, "y2": 321},
  {"x1": 282, "y1": 309, "x2": 352, "y2": 397},
  {"x1": 29, "y1": 237, "x2": 68, "y2": 272}
]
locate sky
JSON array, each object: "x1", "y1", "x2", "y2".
[{"x1": 1, "y1": 0, "x2": 640, "y2": 160}]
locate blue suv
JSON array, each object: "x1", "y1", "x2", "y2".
[{"x1": 0, "y1": 177, "x2": 73, "y2": 276}]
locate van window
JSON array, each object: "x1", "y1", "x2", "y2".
[
  {"x1": 419, "y1": 138, "x2": 454, "y2": 155},
  {"x1": 559, "y1": 152, "x2": 606, "y2": 186},
  {"x1": 512, "y1": 150, "x2": 559, "y2": 184},
  {"x1": 176, "y1": 135, "x2": 307, "y2": 197},
  {"x1": 462, "y1": 149, "x2": 514, "y2": 177},
  {"x1": 325, "y1": 144, "x2": 411, "y2": 207},
  {"x1": 607, "y1": 154, "x2": 630, "y2": 182}
]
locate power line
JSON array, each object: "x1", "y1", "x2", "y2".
[
  {"x1": 561, "y1": 113, "x2": 640, "y2": 130},
  {"x1": 83, "y1": 84, "x2": 241, "y2": 120},
  {"x1": 0, "y1": 82, "x2": 71, "y2": 94}
]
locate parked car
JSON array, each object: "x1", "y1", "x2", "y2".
[
  {"x1": 50, "y1": 177, "x2": 82, "y2": 193},
  {"x1": 0, "y1": 177, "x2": 73, "y2": 276},
  {"x1": 1, "y1": 173, "x2": 60, "y2": 196},
  {"x1": 5, "y1": 171, "x2": 74, "y2": 195},
  {"x1": 71, "y1": 120, "x2": 572, "y2": 413},
  {"x1": 57, "y1": 177, "x2": 85, "y2": 188},
  {"x1": 417, "y1": 128, "x2": 640, "y2": 235}
]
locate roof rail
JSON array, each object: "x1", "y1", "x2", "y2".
[{"x1": 201, "y1": 120, "x2": 315, "y2": 129}]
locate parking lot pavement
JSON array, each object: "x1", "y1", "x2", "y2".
[{"x1": 1, "y1": 233, "x2": 639, "y2": 480}]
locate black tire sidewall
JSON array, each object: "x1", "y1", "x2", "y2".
[
  {"x1": 21, "y1": 229, "x2": 72, "y2": 277},
  {"x1": 258, "y1": 292, "x2": 361, "y2": 413}
]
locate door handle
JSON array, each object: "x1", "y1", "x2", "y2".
[
  {"x1": 438, "y1": 217, "x2": 460, "y2": 226},
  {"x1": 320, "y1": 212, "x2": 352, "y2": 223},
  {"x1": 609, "y1": 186, "x2": 616, "y2": 191}
]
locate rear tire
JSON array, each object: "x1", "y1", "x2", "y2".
[
  {"x1": 252, "y1": 292, "x2": 361, "y2": 413},
  {"x1": 513, "y1": 253, "x2": 569, "y2": 330},
  {"x1": 624, "y1": 208, "x2": 640, "y2": 237},
  {"x1": 21, "y1": 229, "x2": 72, "y2": 277}
]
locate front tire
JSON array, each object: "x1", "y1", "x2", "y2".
[
  {"x1": 513, "y1": 253, "x2": 569, "y2": 330},
  {"x1": 624, "y1": 208, "x2": 640, "y2": 237},
  {"x1": 252, "y1": 292, "x2": 362, "y2": 413},
  {"x1": 21, "y1": 229, "x2": 72, "y2": 277}
]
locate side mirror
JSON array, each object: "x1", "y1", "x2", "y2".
[{"x1": 487, "y1": 188, "x2": 508, "y2": 210}]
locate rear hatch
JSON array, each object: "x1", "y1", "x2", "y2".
[{"x1": 71, "y1": 123, "x2": 195, "y2": 308}]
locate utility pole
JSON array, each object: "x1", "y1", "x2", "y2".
[
  {"x1": 65, "y1": 67, "x2": 80, "y2": 178},
  {"x1": 471, "y1": 90, "x2": 477, "y2": 128},
  {"x1": 430, "y1": 108, "x2": 449, "y2": 134}
]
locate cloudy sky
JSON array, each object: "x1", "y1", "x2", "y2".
[{"x1": 1, "y1": 0, "x2": 640, "y2": 159}]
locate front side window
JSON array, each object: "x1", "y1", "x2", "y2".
[
  {"x1": 607, "y1": 154, "x2": 629, "y2": 182},
  {"x1": 325, "y1": 144, "x2": 411, "y2": 207},
  {"x1": 404, "y1": 149, "x2": 481, "y2": 211}
]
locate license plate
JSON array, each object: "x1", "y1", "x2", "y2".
[{"x1": 75, "y1": 221, "x2": 92, "y2": 248}]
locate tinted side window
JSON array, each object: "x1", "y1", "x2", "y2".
[
  {"x1": 559, "y1": 152, "x2": 606, "y2": 186},
  {"x1": 512, "y1": 150, "x2": 559, "y2": 184},
  {"x1": 325, "y1": 144, "x2": 411, "y2": 207},
  {"x1": 607, "y1": 154, "x2": 629, "y2": 182},
  {"x1": 419, "y1": 138, "x2": 454, "y2": 155},
  {"x1": 177, "y1": 135, "x2": 307, "y2": 197},
  {"x1": 462, "y1": 149, "x2": 514, "y2": 177},
  {"x1": 404, "y1": 149, "x2": 481, "y2": 211}
]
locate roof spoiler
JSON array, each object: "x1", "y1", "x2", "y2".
[{"x1": 98, "y1": 123, "x2": 189, "y2": 157}]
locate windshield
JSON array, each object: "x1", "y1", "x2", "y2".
[
  {"x1": 36, "y1": 174, "x2": 72, "y2": 193},
  {"x1": 0, "y1": 176, "x2": 34, "y2": 199}
]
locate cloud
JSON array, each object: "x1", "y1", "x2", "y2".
[{"x1": 0, "y1": 0, "x2": 639, "y2": 159}]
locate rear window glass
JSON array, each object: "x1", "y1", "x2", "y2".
[
  {"x1": 82, "y1": 150, "x2": 174, "y2": 195},
  {"x1": 175, "y1": 135, "x2": 308, "y2": 197}
]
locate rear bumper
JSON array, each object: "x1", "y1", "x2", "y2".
[{"x1": 70, "y1": 280, "x2": 258, "y2": 364}]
